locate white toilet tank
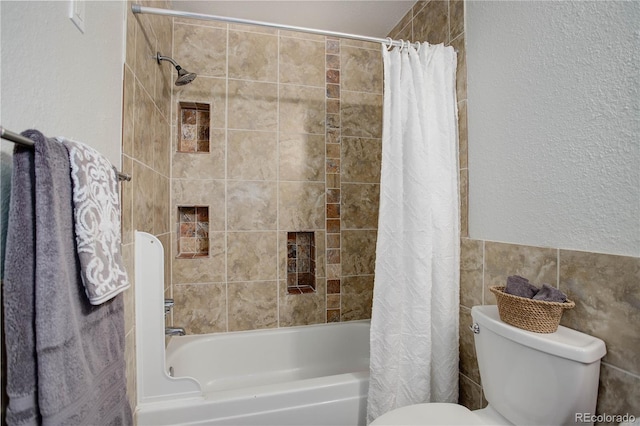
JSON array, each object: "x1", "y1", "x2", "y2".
[{"x1": 471, "y1": 305, "x2": 606, "y2": 426}]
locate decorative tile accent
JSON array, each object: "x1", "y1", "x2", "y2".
[
  {"x1": 325, "y1": 37, "x2": 342, "y2": 320},
  {"x1": 287, "y1": 232, "x2": 317, "y2": 294},
  {"x1": 177, "y1": 206, "x2": 209, "y2": 258},
  {"x1": 178, "y1": 102, "x2": 210, "y2": 153}
]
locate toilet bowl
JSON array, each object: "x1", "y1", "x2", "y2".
[{"x1": 371, "y1": 305, "x2": 606, "y2": 426}]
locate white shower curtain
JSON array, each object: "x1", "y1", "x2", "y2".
[{"x1": 367, "y1": 42, "x2": 460, "y2": 423}]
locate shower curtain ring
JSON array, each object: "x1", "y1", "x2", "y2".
[
  {"x1": 414, "y1": 42, "x2": 421, "y2": 52},
  {"x1": 399, "y1": 40, "x2": 405, "y2": 51},
  {"x1": 385, "y1": 37, "x2": 393, "y2": 51}
]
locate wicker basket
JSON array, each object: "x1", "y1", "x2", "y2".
[{"x1": 489, "y1": 286, "x2": 575, "y2": 333}]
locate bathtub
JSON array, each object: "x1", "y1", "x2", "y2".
[
  {"x1": 136, "y1": 320, "x2": 371, "y2": 426},
  {"x1": 135, "y1": 232, "x2": 370, "y2": 425}
]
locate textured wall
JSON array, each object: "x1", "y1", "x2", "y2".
[
  {"x1": 466, "y1": 1, "x2": 640, "y2": 257},
  {"x1": 168, "y1": 19, "x2": 383, "y2": 333},
  {"x1": 460, "y1": 0, "x2": 640, "y2": 418}
]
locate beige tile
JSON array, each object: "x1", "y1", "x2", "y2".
[
  {"x1": 172, "y1": 77, "x2": 227, "y2": 130},
  {"x1": 173, "y1": 128, "x2": 226, "y2": 180},
  {"x1": 483, "y1": 242, "x2": 558, "y2": 305},
  {"x1": 279, "y1": 37, "x2": 325, "y2": 87},
  {"x1": 154, "y1": 52, "x2": 172, "y2": 120},
  {"x1": 228, "y1": 30, "x2": 278, "y2": 82},
  {"x1": 122, "y1": 243, "x2": 135, "y2": 332},
  {"x1": 458, "y1": 374, "x2": 483, "y2": 411},
  {"x1": 228, "y1": 80, "x2": 278, "y2": 131},
  {"x1": 172, "y1": 234, "x2": 225, "y2": 284},
  {"x1": 414, "y1": 0, "x2": 449, "y2": 45},
  {"x1": 227, "y1": 131, "x2": 277, "y2": 181},
  {"x1": 125, "y1": 329, "x2": 137, "y2": 415},
  {"x1": 341, "y1": 46, "x2": 383, "y2": 94},
  {"x1": 279, "y1": 279, "x2": 326, "y2": 327},
  {"x1": 153, "y1": 110, "x2": 170, "y2": 177},
  {"x1": 279, "y1": 133, "x2": 325, "y2": 182},
  {"x1": 122, "y1": 67, "x2": 135, "y2": 157},
  {"x1": 341, "y1": 230, "x2": 377, "y2": 276},
  {"x1": 458, "y1": 100, "x2": 468, "y2": 169},
  {"x1": 278, "y1": 85, "x2": 326, "y2": 135},
  {"x1": 174, "y1": 18, "x2": 226, "y2": 29},
  {"x1": 227, "y1": 232, "x2": 278, "y2": 282},
  {"x1": 133, "y1": 162, "x2": 154, "y2": 234},
  {"x1": 459, "y1": 306, "x2": 480, "y2": 384},
  {"x1": 227, "y1": 180, "x2": 277, "y2": 231},
  {"x1": 279, "y1": 29, "x2": 325, "y2": 43},
  {"x1": 460, "y1": 238, "x2": 483, "y2": 309},
  {"x1": 121, "y1": 155, "x2": 134, "y2": 245},
  {"x1": 341, "y1": 275, "x2": 374, "y2": 321},
  {"x1": 596, "y1": 363, "x2": 640, "y2": 418},
  {"x1": 153, "y1": 173, "x2": 169, "y2": 234},
  {"x1": 172, "y1": 179, "x2": 225, "y2": 231},
  {"x1": 157, "y1": 233, "x2": 171, "y2": 292},
  {"x1": 341, "y1": 183, "x2": 379, "y2": 230},
  {"x1": 173, "y1": 283, "x2": 227, "y2": 334},
  {"x1": 450, "y1": 34, "x2": 467, "y2": 102},
  {"x1": 174, "y1": 23, "x2": 227, "y2": 78},
  {"x1": 133, "y1": 12, "x2": 157, "y2": 98},
  {"x1": 133, "y1": 80, "x2": 155, "y2": 167},
  {"x1": 559, "y1": 250, "x2": 640, "y2": 375},
  {"x1": 341, "y1": 137, "x2": 382, "y2": 184},
  {"x1": 125, "y1": 1, "x2": 137, "y2": 70},
  {"x1": 228, "y1": 281, "x2": 278, "y2": 331},
  {"x1": 278, "y1": 182, "x2": 325, "y2": 230},
  {"x1": 460, "y1": 168, "x2": 468, "y2": 238},
  {"x1": 450, "y1": 0, "x2": 465, "y2": 42},
  {"x1": 229, "y1": 23, "x2": 277, "y2": 35},
  {"x1": 341, "y1": 91, "x2": 383, "y2": 138}
]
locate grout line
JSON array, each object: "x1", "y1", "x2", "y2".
[{"x1": 223, "y1": 23, "x2": 230, "y2": 333}]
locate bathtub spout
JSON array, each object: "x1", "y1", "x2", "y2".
[{"x1": 165, "y1": 327, "x2": 186, "y2": 336}]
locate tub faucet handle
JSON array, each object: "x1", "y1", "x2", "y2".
[{"x1": 165, "y1": 298, "x2": 174, "y2": 314}]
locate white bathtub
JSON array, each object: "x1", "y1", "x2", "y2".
[{"x1": 136, "y1": 320, "x2": 371, "y2": 426}]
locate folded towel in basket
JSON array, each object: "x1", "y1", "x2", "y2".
[
  {"x1": 58, "y1": 137, "x2": 130, "y2": 305},
  {"x1": 532, "y1": 283, "x2": 568, "y2": 303},
  {"x1": 505, "y1": 275, "x2": 540, "y2": 298}
]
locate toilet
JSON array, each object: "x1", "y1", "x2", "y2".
[{"x1": 371, "y1": 305, "x2": 606, "y2": 426}]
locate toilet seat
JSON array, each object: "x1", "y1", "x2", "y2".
[{"x1": 370, "y1": 403, "x2": 488, "y2": 426}]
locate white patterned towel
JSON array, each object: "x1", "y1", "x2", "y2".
[{"x1": 59, "y1": 137, "x2": 130, "y2": 305}]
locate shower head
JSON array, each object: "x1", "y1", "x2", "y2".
[{"x1": 156, "y1": 52, "x2": 197, "y2": 86}]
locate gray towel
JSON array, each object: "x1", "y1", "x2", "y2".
[
  {"x1": 532, "y1": 283, "x2": 568, "y2": 303},
  {"x1": 59, "y1": 137, "x2": 130, "y2": 305},
  {"x1": 2, "y1": 130, "x2": 132, "y2": 425},
  {"x1": 505, "y1": 275, "x2": 539, "y2": 298},
  {"x1": 3, "y1": 133, "x2": 38, "y2": 425}
]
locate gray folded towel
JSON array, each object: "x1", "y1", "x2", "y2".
[
  {"x1": 505, "y1": 275, "x2": 540, "y2": 298},
  {"x1": 532, "y1": 283, "x2": 568, "y2": 303}
]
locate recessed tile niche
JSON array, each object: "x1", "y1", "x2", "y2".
[
  {"x1": 287, "y1": 232, "x2": 316, "y2": 294},
  {"x1": 178, "y1": 102, "x2": 210, "y2": 153},
  {"x1": 177, "y1": 206, "x2": 209, "y2": 258}
]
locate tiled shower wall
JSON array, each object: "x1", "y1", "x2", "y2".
[
  {"x1": 168, "y1": 19, "x2": 383, "y2": 333},
  {"x1": 122, "y1": 0, "x2": 174, "y2": 413}
]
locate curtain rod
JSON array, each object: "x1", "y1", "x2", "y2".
[
  {"x1": 131, "y1": 4, "x2": 418, "y2": 49},
  {"x1": 0, "y1": 126, "x2": 131, "y2": 182}
]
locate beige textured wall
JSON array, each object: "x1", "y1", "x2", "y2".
[
  {"x1": 167, "y1": 19, "x2": 383, "y2": 333},
  {"x1": 122, "y1": 0, "x2": 174, "y2": 414}
]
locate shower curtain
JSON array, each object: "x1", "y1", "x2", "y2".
[{"x1": 367, "y1": 42, "x2": 460, "y2": 423}]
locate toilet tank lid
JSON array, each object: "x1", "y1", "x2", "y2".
[{"x1": 471, "y1": 305, "x2": 606, "y2": 364}]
